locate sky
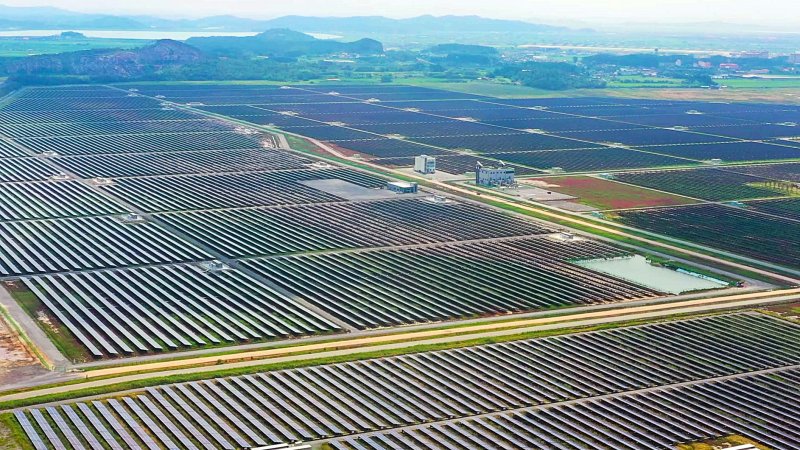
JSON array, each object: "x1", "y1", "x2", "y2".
[{"x1": 3, "y1": 0, "x2": 797, "y2": 27}]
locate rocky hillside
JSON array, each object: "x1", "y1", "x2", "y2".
[{"x1": 5, "y1": 40, "x2": 203, "y2": 78}]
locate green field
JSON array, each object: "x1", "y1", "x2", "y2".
[
  {"x1": 0, "y1": 36, "x2": 147, "y2": 57},
  {"x1": 719, "y1": 77, "x2": 800, "y2": 89}
]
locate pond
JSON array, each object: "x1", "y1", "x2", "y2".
[{"x1": 574, "y1": 255, "x2": 729, "y2": 295}]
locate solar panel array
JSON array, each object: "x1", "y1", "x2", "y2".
[
  {"x1": 329, "y1": 367, "x2": 800, "y2": 450},
  {"x1": 14, "y1": 313, "x2": 800, "y2": 449},
  {"x1": 0, "y1": 84, "x2": 672, "y2": 360},
  {"x1": 123, "y1": 84, "x2": 800, "y2": 174}
]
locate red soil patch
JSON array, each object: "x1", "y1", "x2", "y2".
[{"x1": 527, "y1": 176, "x2": 698, "y2": 210}]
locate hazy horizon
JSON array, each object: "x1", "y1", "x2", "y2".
[{"x1": 1, "y1": 0, "x2": 798, "y2": 28}]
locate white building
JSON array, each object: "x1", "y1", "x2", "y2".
[
  {"x1": 475, "y1": 162, "x2": 515, "y2": 186},
  {"x1": 414, "y1": 155, "x2": 436, "y2": 174}
]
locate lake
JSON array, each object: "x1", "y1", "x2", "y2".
[{"x1": 574, "y1": 255, "x2": 729, "y2": 295}]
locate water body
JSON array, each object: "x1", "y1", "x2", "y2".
[
  {"x1": 574, "y1": 255, "x2": 728, "y2": 295},
  {"x1": 0, "y1": 30, "x2": 342, "y2": 40}
]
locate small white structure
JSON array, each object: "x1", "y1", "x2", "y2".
[
  {"x1": 308, "y1": 161, "x2": 335, "y2": 169},
  {"x1": 49, "y1": 173, "x2": 71, "y2": 181},
  {"x1": 40, "y1": 151, "x2": 59, "y2": 158},
  {"x1": 724, "y1": 445, "x2": 757, "y2": 450},
  {"x1": 414, "y1": 155, "x2": 436, "y2": 174},
  {"x1": 90, "y1": 177, "x2": 114, "y2": 186},
  {"x1": 201, "y1": 260, "x2": 230, "y2": 273},
  {"x1": 425, "y1": 194, "x2": 451, "y2": 204},
  {"x1": 386, "y1": 181, "x2": 418, "y2": 194},
  {"x1": 249, "y1": 443, "x2": 311, "y2": 450},
  {"x1": 119, "y1": 213, "x2": 147, "y2": 224}
]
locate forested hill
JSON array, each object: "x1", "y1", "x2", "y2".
[
  {"x1": 4, "y1": 40, "x2": 202, "y2": 79},
  {"x1": 186, "y1": 29, "x2": 384, "y2": 58}
]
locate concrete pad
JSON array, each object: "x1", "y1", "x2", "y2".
[
  {"x1": 300, "y1": 179, "x2": 410, "y2": 201},
  {"x1": 500, "y1": 185, "x2": 577, "y2": 201},
  {"x1": 395, "y1": 167, "x2": 466, "y2": 182},
  {"x1": 540, "y1": 200, "x2": 600, "y2": 212}
]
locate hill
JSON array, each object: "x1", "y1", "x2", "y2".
[
  {"x1": 186, "y1": 29, "x2": 383, "y2": 58},
  {"x1": 4, "y1": 39, "x2": 202, "y2": 79}
]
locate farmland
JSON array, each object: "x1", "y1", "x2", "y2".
[{"x1": 13, "y1": 313, "x2": 800, "y2": 449}]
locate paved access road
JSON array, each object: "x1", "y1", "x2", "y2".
[{"x1": 2, "y1": 287, "x2": 797, "y2": 408}]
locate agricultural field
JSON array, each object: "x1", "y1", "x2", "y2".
[
  {"x1": 13, "y1": 313, "x2": 800, "y2": 449},
  {"x1": 525, "y1": 175, "x2": 698, "y2": 210},
  {"x1": 613, "y1": 167, "x2": 800, "y2": 201}
]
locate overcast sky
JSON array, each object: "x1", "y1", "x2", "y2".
[{"x1": 4, "y1": 0, "x2": 796, "y2": 26}]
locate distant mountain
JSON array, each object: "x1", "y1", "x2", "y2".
[
  {"x1": 0, "y1": 5, "x2": 147, "y2": 30},
  {"x1": 186, "y1": 29, "x2": 383, "y2": 58},
  {"x1": 5, "y1": 39, "x2": 203, "y2": 78},
  {"x1": 257, "y1": 15, "x2": 565, "y2": 34},
  {"x1": 0, "y1": 5, "x2": 565, "y2": 33}
]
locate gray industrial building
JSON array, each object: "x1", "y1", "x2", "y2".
[{"x1": 475, "y1": 162, "x2": 515, "y2": 186}]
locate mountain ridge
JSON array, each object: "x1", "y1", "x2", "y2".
[{"x1": 0, "y1": 5, "x2": 566, "y2": 33}]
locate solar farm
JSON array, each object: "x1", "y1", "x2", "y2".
[
  {"x1": 112, "y1": 82, "x2": 800, "y2": 271},
  {"x1": 0, "y1": 84, "x2": 687, "y2": 361},
  {"x1": 1, "y1": 82, "x2": 800, "y2": 450},
  {"x1": 12, "y1": 313, "x2": 800, "y2": 449}
]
